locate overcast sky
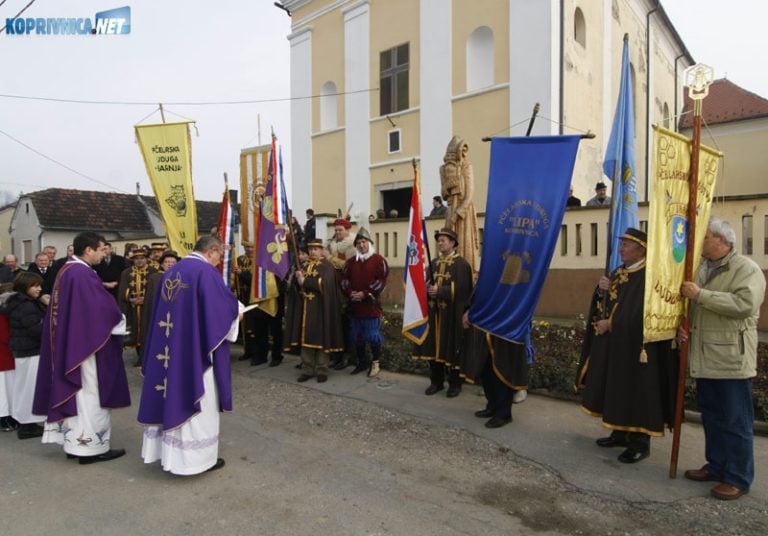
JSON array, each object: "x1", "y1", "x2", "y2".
[{"x1": 1, "y1": 0, "x2": 765, "y2": 202}]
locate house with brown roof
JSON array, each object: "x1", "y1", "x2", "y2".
[
  {"x1": 680, "y1": 78, "x2": 768, "y2": 197},
  {"x1": 9, "y1": 188, "x2": 227, "y2": 267}
]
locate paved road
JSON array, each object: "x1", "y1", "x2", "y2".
[{"x1": 2, "y1": 350, "x2": 766, "y2": 535}]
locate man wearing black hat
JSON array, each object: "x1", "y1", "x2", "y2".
[
  {"x1": 413, "y1": 228, "x2": 473, "y2": 398},
  {"x1": 118, "y1": 249, "x2": 157, "y2": 366},
  {"x1": 586, "y1": 181, "x2": 611, "y2": 207},
  {"x1": 341, "y1": 227, "x2": 389, "y2": 376},
  {"x1": 284, "y1": 239, "x2": 344, "y2": 383},
  {"x1": 575, "y1": 228, "x2": 676, "y2": 464}
]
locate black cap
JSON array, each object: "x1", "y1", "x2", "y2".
[{"x1": 621, "y1": 227, "x2": 647, "y2": 248}]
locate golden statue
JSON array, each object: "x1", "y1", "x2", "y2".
[{"x1": 440, "y1": 136, "x2": 480, "y2": 275}]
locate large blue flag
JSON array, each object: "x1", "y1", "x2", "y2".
[
  {"x1": 469, "y1": 136, "x2": 581, "y2": 355},
  {"x1": 604, "y1": 37, "x2": 638, "y2": 271}
]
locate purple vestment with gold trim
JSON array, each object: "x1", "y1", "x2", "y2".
[
  {"x1": 137, "y1": 255, "x2": 238, "y2": 431},
  {"x1": 33, "y1": 261, "x2": 130, "y2": 421}
]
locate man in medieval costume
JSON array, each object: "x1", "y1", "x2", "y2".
[
  {"x1": 284, "y1": 239, "x2": 344, "y2": 383},
  {"x1": 413, "y1": 228, "x2": 473, "y2": 398},
  {"x1": 33, "y1": 232, "x2": 131, "y2": 464},
  {"x1": 138, "y1": 236, "x2": 240, "y2": 475},
  {"x1": 575, "y1": 228, "x2": 677, "y2": 464},
  {"x1": 326, "y1": 218, "x2": 357, "y2": 370},
  {"x1": 341, "y1": 228, "x2": 389, "y2": 377},
  {"x1": 118, "y1": 249, "x2": 157, "y2": 366}
]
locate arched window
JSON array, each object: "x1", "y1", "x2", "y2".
[
  {"x1": 574, "y1": 8, "x2": 586, "y2": 48},
  {"x1": 663, "y1": 102, "x2": 670, "y2": 129},
  {"x1": 466, "y1": 26, "x2": 494, "y2": 92},
  {"x1": 320, "y1": 81, "x2": 337, "y2": 131}
]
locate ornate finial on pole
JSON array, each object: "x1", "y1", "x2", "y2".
[
  {"x1": 669, "y1": 62, "x2": 714, "y2": 479},
  {"x1": 685, "y1": 64, "x2": 714, "y2": 115}
]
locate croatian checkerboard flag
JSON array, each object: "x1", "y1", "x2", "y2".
[{"x1": 401, "y1": 163, "x2": 430, "y2": 344}]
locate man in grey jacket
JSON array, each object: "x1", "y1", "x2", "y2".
[{"x1": 680, "y1": 218, "x2": 766, "y2": 501}]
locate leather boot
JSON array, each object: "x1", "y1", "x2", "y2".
[{"x1": 350, "y1": 346, "x2": 368, "y2": 375}]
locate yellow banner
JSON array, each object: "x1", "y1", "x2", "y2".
[
  {"x1": 643, "y1": 126, "x2": 722, "y2": 342},
  {"x1": 239, "y1": 145, "x2": 270, "y2": 246},
  {"x1": 135, "y1": 122, "x2": 198, "y2": 256}
]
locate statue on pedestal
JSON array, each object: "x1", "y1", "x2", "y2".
[{"x1": 439, "y1": 136, "x2": 480, "y2": 276}]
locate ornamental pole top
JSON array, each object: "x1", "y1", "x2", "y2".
[{"x1": 685, "y1": 64, "x2": 714, "y2": 101}]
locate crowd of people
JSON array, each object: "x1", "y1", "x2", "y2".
[{"x1": 0, "y1": 216, "x2": 764, "y2": 500}]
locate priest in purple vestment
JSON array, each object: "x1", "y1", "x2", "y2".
[
  {"x1": 33, "y1": 232, "x2": 131, "y2": 464},
  {"x1": 138, "y1": 235, "x2": 240, "y2": 475}
]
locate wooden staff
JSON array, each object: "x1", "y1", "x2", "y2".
[{"x1": 669, "y1": 65, "x2": 712, "y2": 478}]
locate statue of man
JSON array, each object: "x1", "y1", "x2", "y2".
[{"x1": 440, "y1": 136, "x2": 480, "y2": 275}]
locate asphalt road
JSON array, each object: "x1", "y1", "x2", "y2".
[{"x1": 1, "y1": 349, "x2": 767, "y2": 535}]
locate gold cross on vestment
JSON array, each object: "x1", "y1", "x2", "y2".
[
  {"x1": 155, "y1": 378, "x2": 167, "y2": 398},
  {"x1": 158, "y1": 312, "x2": 174, "y2": 337},
  {"x1": 156, "y1": 345, "x2": 171, "y2": 369}
]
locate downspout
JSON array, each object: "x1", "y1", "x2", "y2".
[
  {"x1": 645, "y1": 6, "x2": 659, "y2": 202},
  {"x1": 559, "y1": 0, "x2": 565, "y2": 135},
  {"x1": 673, "y1": 52, "x2": 685, "y2": 131}
]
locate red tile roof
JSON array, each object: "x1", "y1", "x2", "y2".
[
  {"x1": 28, "y1": 188, "x2": 225, "y2": 235},
  {"x1": 680, "y1": 78, "x2": 768, "y2": 129}
]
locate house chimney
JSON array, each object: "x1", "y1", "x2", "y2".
[{"x1": 136, "y1": 182, "x2": 141, "y2": 196}]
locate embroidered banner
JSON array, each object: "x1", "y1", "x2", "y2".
[
  {"x1": 643, "y1": 126, "x2": 721, "y2": 342},
  {"x1": 604, "y1": 37, "x2": 639, "y2": 271},
  {"x1": 135, "y1": 122, "x2": 198, "y2": 256},
  {"x1": 469, "y1": 136, "x2": 581, "y2": 348}
]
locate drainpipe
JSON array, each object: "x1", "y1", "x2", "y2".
[
  {"x1": 645, "y1": 7, "x2": 659, "y2": 202},
  {"x1": 673, "y1": 52, "x2": 685, "y2": 131}
]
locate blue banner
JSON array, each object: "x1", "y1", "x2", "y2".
[
  {"x1": 469, "y1": 136, "x2": 581, "y2": 349},
  {"x1": 604, "y1": 37, "x2": 638, "y2": 271}
]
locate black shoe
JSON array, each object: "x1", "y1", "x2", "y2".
[
  {"x1": 446, "y1": 385, "x2": 462, "y2": 398},
  {"x1": 596, "y1": 436, "x2": 628, "y2": 448},
  {"x1": 329, "y1": 358, "x2": 342, "y2": 368},
  {"x1": 424, "y1": 384, "x2": 444, "y2": 396},
  {"x1": 474, "y1": 409, "x2": 493, "y2": 418},
  {"x1": 78, "y1": 448, "x2": 126, "y2": 465},
  {"x1": 0, "y1": 416, "x2": 18, "y2": 432},
  {"x1": 295, "y1": 363, "x2": 303, "y2": 370},
  {"x1": 317, "y1": 374, "x2": 328, "y2": 383},
  {"x1": 206, "y1": 458, "x2": 225, "y2": 472},
  {"x1": 237, "y1": 353, "x2": 250, "y2": 362},
  {"x1": 250, "y1": 356, "x2": 268, "y2": 366},
  {"x1": 617, "y1": 448, "x2": 649, "y2": 464},
  {"x1": 332, "y1": 361, "x2": 349, "y2": 370},
  {"x1": 350, "y1": 364, "x2": 368, "y2": 375},
  {"x1": 297, "y1": 374, "x2": 314, "y2": 382},
  {"x1": 17, "y1": 423, "x2": 44, "y2": 440},
  {"x1": 485, "y1": 416, "x2": 512, "y2": 429},
  {"x1": 268, "y1": 357, "x2": 283, "y2": 367}
]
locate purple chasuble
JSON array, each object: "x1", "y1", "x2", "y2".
[
  {"x1": 33, "y1": 261, "x2": 130, "y2": 421},
  {"x1": 137, "y1": 254, "x2": 239, "y2": 430}
]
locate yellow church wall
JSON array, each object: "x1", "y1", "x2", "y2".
[{"x1": 311, "y1": 129, "x2": 346, "y2": 213}]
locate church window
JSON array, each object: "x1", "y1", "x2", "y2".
[{"x1": 380, "y1": 43, "x2": 409, "y2": 115}]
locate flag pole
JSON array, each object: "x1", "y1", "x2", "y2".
[
  {"x1": 669, "y1": 64, "x2": 713, "y2": 478},
  {"x1": 414, "y1": 158, "x2": 434, "y2": 284}
]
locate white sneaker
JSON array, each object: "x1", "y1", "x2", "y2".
[
  {"x1": 513, "y1": 389, "x2": 527, "y2": 404},
  {"x1": 368, "y1": 360, "x2": 380, "y2": 377}
]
